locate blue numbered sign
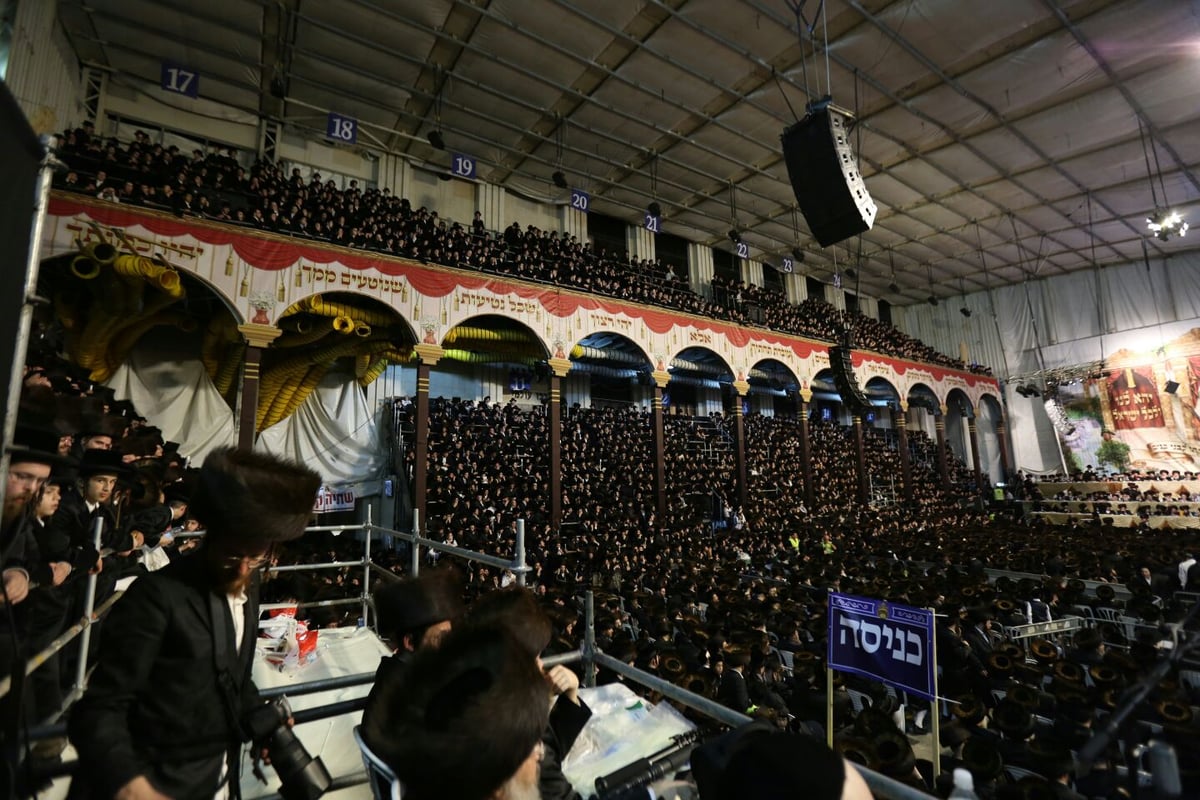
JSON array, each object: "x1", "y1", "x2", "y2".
[
  {"x1": 735, "y1": 241, "x2": 749, "y2": 259},
  {"x1": 644, "y1": 213, "x2": 661, "y2": 233},
  {"x1": 451, "y1": 153, "x2": 476, "y2": 179},
  {"x1": 327, "y1": 113, "x2": 358, "y2": 144},
  {"x1": 570, "y1": 189, "x2": 590, "y2": 213},
  {"x1": 781, "y1": 257, "x2": 794, "y2": 273},
  {"x1": 833, "y1": 273, "x2": 843, "y2": 289},
  {"x1": 161, "y1": 63, "x2": 199, "y2": 98}
]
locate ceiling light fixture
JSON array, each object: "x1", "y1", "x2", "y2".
[
  {"x1": 552, "y1": 170, "x2": 567, "y2": 188},
  {"x1": 1147, "y1": 209, "x2": 1188, "y2": 241},
  {"x1": 1138, "y1": 115, "x2": 1187, "y2": 241}
]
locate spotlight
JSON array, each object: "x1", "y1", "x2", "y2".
[
  {"x1": 427, "y1": 130, "x2": 446, "y2": 150},
  {"x1": 844, "y1": 268, "x2": 856, "y2": 280},
  {"x1": 960, "y1": 307, "x2": 971, "y2": 318},
  {"x1": 728, "y1": 229, "x2": 742, "y2": 244},
  {"x1": 437, "y1": 172, "x2": 451, "y2": 182},
  {"x1": 888, "y1": 282, "x2": 900, "y2": 293},
  {"x1": 927, "y1": 295, "x2": 938, "y2": 306},
  {"x1": 647, "y1": 201, "x2": 662, "y2": 217},
  {"x1": 552, "y1": 170, "x2": 568, "y2": 189},
  {"x1": 1147, "y1": 209, "x2": 1188, "y2": 241},
  {"x1": 791, "y1": 247, "x2": 805, "y2": 263}
]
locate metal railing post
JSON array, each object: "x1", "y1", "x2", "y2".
[
  {"x1": 72, "y1": 516, "x2": 104, "y2": 694},
  {"x1": 514, "y1": 518, "x2": 527, "y2": 587},
  {"x1": 410, "y1": 509, "x2": 421, "y2": 577},
  {"x1": 361, "y1": 506, "x2": 372, "y2": 626},
  {"x1": 583, "y1": 590, "x2": 596, "y2": 688}
]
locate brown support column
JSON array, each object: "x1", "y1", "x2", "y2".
[
  {"x1": 852, "y1": 414, "x2": 870, "y2": 504},
  {"x1": 651, "y1": 369, "x2": 671, "y2": 522},
  {"x1": 548, "y1": 357, "x2": 573, "y2": 531},
  {"x1": 236, "y1": 324, "x2": 282, "y2": 450},
  {"x1": 732, "y1": 378, "x2": 750, "y2": 513},
  {"x1": 896, "y1": 402, "x2": 914, "y2": 502},
  {"x1": 412, "y1": 343, "x2": 443, "y2": 534},
  {"x1": 798, "y1": 390, "x2": 815, "y2": 509},
  {"x1": 996, "y1": 417, "x2": 1012, "y2": 484},
  {"x1": 935, "y1": 404, "x2": 950, "y2": 490},
  {"x1": 968, "y1": 408, "x2": 984, "y2": 497}
]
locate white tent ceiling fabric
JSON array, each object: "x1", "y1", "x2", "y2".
[{"x1": 255, "y1": 370, "x2": 385, "y2": 491}]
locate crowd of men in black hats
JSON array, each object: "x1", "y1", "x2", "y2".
[
  {"x1": 1, "y1": 346, "x2": 203, "y2": 776},
  {"x1": 52, "y1": 123, "x2": 987, "y2": 375}
]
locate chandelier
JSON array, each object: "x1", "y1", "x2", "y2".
[{"x1": 1147, "y1": 209, "x2": 1189, "y2": 241}]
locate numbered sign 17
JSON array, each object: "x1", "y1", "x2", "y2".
[
  {"x1": 644, "y1": 213, "x2": 660, "y2": 233},
  {"x1": 570, "y1": 189, "x2": 590, "y2": 213},
  {"x1": 327, "y1": 113, "x2": 357, "y2": 144},
  {"x1": 161, "y1": 63, "x2": 199, "y2": 98},
  {"x1": 451, "y1": 153, "x2": 476, "y2": 179}
]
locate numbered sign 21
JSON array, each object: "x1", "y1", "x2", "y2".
[
  {"x1": 161, "y1": 63, "x2": 199, "y2": 98},
  {"x1": 570, "y1": 189, "x2": 590, "y2": 213},
  {"x1": 327, "y1": 113, "x2": 357, "y2": 144},
  {"x1": 644, "y1": 213, "x2": 660, "y2": 233},
  {"x1": 451, "y1": 153, "x2": 476, "y2": 179}
]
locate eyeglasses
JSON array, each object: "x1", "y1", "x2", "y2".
[{"x1": 221, "y1": 553, "x2": 272, "y2": 570}]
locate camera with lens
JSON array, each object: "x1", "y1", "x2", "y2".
[{"x1": 242, "y1": 696, "x2": 332, "y2": 800}]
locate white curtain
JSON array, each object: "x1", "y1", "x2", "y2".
[
  {"x1": 106, "y1": 341, "x2": 237, "y2": 463},
  {"x1": 256, "y1": 370, "x2": 385, "y2": 490}
]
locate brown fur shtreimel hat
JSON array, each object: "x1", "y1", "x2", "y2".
[{"x1": 188, "y1": 447, "x2": 320, "y2": 544}]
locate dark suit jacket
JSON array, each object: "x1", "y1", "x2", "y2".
[
  {"x1": 68, "y1": 552, "x2": 262, "y2": 800},
  {"x1": 717, "y1": 668, "x2": 750, "y2": 714},
  {"x1": 540, "y1": 695, "x2": 592, "y2": 800}
]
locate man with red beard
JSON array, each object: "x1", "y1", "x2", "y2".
[{"x1": 68, "y1": 448, "x2": 320, "y2": 800}]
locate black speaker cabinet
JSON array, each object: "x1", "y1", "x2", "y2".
[
  {"x1": 781, "y1": 106, "x2": 877, "y2": 248},
  {"x1": 828, "y1": 345, "x2": 872, "y2": 416}
]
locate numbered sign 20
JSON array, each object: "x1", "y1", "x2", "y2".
[
  {"x1": 570, "y1": 189, "x2": 590, "y2": 213},
  {"x1": 451, "y1": 153, "x2": 476, "y2": 179},
  {"x1": 161, "y1": 63, "x2": 198, "y2": 98},
  {"x1": 644, "y1": 213, "x2": 660, "y2": 233},
  {"x1": 327, "y1": 113, "x2": 358, "y2": 144},
  {"x1": 735, "y1": 241, "x2": 749, "y2": 259}
]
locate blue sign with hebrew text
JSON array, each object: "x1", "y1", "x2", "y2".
[{"x1": 828, "y1": 592, "x2": 935, "y2": 700}]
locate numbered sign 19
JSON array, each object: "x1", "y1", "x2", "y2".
[
  {"x1": 644, "y1": 213, "x2": 661, "y2": 233},
  {"x1": 451, "y1": 153, "x2": 476, "y2": 179},
  {"x1": 570, "y1": 189, "x2": 590, "y2": 213},
  {"x1": 161, "y1": 63, "x2": 199, "y2": 98},
  {"x1": 781, "y1": 257, "x2": 794, "y2": 273},
  {"x1": 735, "y1": 241, "x2": 749, "y2": 259},
  {"x1": 327, "y1": 113, "x2": 358, "y2": 144}
]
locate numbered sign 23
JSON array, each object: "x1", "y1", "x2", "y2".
[
  {"x1": 780, "y1": 257, "x2": 794, "y2": 273},
  {"x1": 570, "y1": 189, "x2": 590, "y2": 213},
  {"x1": 451, "y1": 153, "x2": 476, "y2": 179},
  {"x1": 161, "y1": 63, "x2": 199, "y2": 98},
  {"x1": 327, "y1": 113, "x2": 358, "y2": 144}
]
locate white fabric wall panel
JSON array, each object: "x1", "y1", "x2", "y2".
[
  {"x1": 7, "y1": 2, "x2": 81, "y2": 134},
  {"x1": 505, "y1": 190, "x2": 560, "y2": 234},
  {"x1": 257, "y1": 371, "x2": 384, "y2": 489},
  {"x1": 406, "y1": 168, "x2": 477, "y2": 225}
]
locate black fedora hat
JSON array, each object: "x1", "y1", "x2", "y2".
[
  {"x1": 950, "y1": 695, "x2": 986, "y2": 726},
  {"x1": 1155, "y1": 699, "x2": 1194, "y2": 725},
  {"x1": 9, "y1": 422, "x2": 76, "y2": 469},
  {"x1": 992, "y1": 699, "x2": 1035, "y2": 740},
  {"x1": 997, "y1": 641, "x2": 1024, "y2": 660},
  {"x1": 987, "y1": 652, "x2": 1016, "y2": 679},
  {"x1": 1007, "y1": 683, "x2": 1041, "y2": 710},
  {"x1": 77, "y1": 448, "x2": 133, "y2": 478},
  {"x1": 1029, "y1": 638, "x2": 1058, "y2": 664},
  {"x1": 871, "y1": 729, "x2": 916, "y2": 778},
  {"x1": 961, "y1": 735, "x2": 1004, "y2": 783},
  {"x1": 1088, "y1": 664, "x2": 1124, "y2": 688},
  {"x1": 1051, "y1": 659, "x2": 1085, "y2": 685}
]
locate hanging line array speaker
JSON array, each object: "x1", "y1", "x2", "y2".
[
  {"x1": 828, "y1": 345, "x2": 873, "y2": 416},
  {"x1": 780, "y1": 104, "x2": 877, "y2": 248}
]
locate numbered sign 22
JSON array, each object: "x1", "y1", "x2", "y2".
[
  {"x1": 451, "y1": 153, "x2": 476, "y2": 179},
  {"x1": 161, "y1": 63, "x2": 198, "y2": 98},
  {"x1": 327, "y1": 113, "x2": 357, "y2": 144},
  {"x1": 644, "y1": 213, "x2": 661, "y2": 233},
  {"x1": 570, "y1": 189, "x2": 590, "y2": 213},
  {"x1": 781, "y1": 257, "x2": 794, "y2": 273},
  {"x1": 735, "y1": 241, "x2": 749, "y2": 259}
]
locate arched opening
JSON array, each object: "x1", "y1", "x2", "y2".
[
  {"x1": 747, "y1": 358, "x2": 801, "y2": 418},
  {"x1": 568, "y1": 332, "x2": 654, "y2": 410},
  {"x1": 977, "y1": 393, "x2": 1007, "y2": 486},
  {"x1": 668, "y1": 347, "x2": 735, "y2": 418}
]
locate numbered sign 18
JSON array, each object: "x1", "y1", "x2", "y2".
[
  {"x1": 570, "y1": 189, "x2": 590, "y2": 213},
  {"x1": 161, "y1": 63, "x2": 199, "y2": 98},
  {"x1": 735, "y1": 241, "x2": 749, "y2": 259},
  {"x1": 781, "y1": 257, "x2": 794, "y2": 273},
  {"x1": 644, "y1": 213, "x2": 661, "y2": 233},
  {"x1": 451, "y1": 153, "x2": 476, "y2": 179},
  {"x1": 326, "y1": 113, "x2": 357, "y2": 144}
]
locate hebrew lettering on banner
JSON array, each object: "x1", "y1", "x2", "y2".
[{"x1": 828, "y1": 592, "x2": 935, "y2": 700}]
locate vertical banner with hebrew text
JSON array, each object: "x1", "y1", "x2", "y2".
[{"x1": 828, "y1": 592, "x2": 935, "y2": 700}]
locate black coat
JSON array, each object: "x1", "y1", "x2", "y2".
[
  {"x1": 717, "y1": 668, "x2": 751, "y2": 714},
  {"x1": 68, "y1": 552, "x2": 263, "y2": 800},
  {"x1": 540, "y1": 696, "x2": 592, "y2": 800}
]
